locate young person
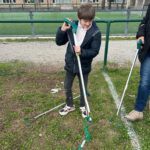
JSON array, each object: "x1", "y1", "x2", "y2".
[
  {"x1": 55, "y1": 3, "x2": 101, "y2": 118},
  {"x1": 125, "y1": 4, "x2": 150, "y2": 121}
]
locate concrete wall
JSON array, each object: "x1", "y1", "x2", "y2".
[
  {"x1": 126, "y1": 0, "x2": 149, "y2": 9},
  {"x1": 16, "y1": 0, "x2": 24, "y2": 4},
  {"x1": 144, "y1": 0, "x2": 150, "y2": 5},
  {"x1": 135, "y1": 0, "x2": 144, "y2": 9}
]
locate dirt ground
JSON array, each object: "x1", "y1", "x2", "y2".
[{"x1": 0, "y1": 40, "x2": 140, "y2": 68}]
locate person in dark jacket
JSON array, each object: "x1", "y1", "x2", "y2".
[
  {"x1": 125, "y1": 4, "x2": 150, "y2": 121},
  {"x1": 55, "y1": 3, "x2": 101, "y2": 118}
]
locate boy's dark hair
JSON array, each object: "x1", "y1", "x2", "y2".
[{"x1": 77, "y1": 3, "x2": 95, "y2": 20}]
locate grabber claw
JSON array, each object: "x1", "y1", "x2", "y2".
[
  {"x1": 77, "y1": 145, "x2": 82, "y2": 150},
  {"x1": 23, "y1": 117, "x2": 33, "y2": 127},
  {"x1": 86, "y1": 115, "x2": 92, "y2": 123},
  {"x1": 117, "y1": 39, "x2": 143, "y2": 115}
]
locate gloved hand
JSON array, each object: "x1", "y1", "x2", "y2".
[{"x1": 137, "y1": 39, "x2": 143, "y2": 49}]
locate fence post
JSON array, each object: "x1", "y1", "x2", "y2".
[
  {"x1": 125, "y1": 8, "x2": 130, "y2": 35},
  {"x1": 29, "y1": 11, "x2": 35, "y2": 36},
  {"x1": 103, "y1": 21, "x2": 111, "y2": 69},
  {"x1": 47, "y1": 0, "x2": 50, "y2": 10},
  {"x1": 9, "y1": 4, "x2": 11, "y2": 11}
]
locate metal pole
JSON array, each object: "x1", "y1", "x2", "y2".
[
  {"x1": 125, "y1": 8, "x2": 130, "y2": 36},
  {"x1": 29, "y1": 11, "x2": 35, "y2": 36},
  {"x1": 33, "y1": 95, "x2": 80, "y2": 120},
  {"x1": 103, "y1": 21, "x2": 111, "y2": 69},
  {"x1": 117, "y1": 49, "x2": 139, "y2": 115},
  {"x1": 73, "y1": 34, "x2": 90, "y2": 115},
  {"x1": 34, "y1": 103, "x2": 65, "y2": 119}
]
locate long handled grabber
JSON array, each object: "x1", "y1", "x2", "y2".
[
  {"x1": 117, "y1": 39, "x2": 143, "y2": 116},
  {"x1": 64, "y1": 18, "x2": 91, "y2": 116},
  {"x1": 64, "y1": 18, "x2": 92, "y2": 149}
]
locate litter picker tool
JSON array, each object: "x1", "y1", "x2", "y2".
[
  {"x1": 64, "y1": 18, "x2": 91, "y2": 116},
  {"x1": 64, "y1": 18, "x2": 92, "y2": 150},
  {"x1": 117, "y1": 39, "x2": 143, "y2": 116}
]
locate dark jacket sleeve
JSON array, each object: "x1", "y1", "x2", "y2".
[
  {"x1": 136, "y1": 4, "x2": 150, "y2": 38},
  {"x1": 80, "y1": 31, "x2": 101, "y2": 59},
  {"x1": 55, "y1": 27, "x2": 68, "y2": 46}
]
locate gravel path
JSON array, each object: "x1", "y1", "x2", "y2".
[{"x1": 0, "y1": 40, "x2": 140, "y2": 67}]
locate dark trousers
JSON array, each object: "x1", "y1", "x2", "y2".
[{"x1": 64, "y1": 71, "x2": 88, "y2": 107}]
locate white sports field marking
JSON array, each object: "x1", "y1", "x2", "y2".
[{"x1": 102, "y1": 71, "x2": 141, "y2": 150}]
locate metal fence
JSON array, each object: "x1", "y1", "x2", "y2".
[{"x1": 0, "y1": 19, "x2": 141, "y2": 68}]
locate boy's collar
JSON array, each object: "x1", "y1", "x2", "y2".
[{"x1": 78, "y1": 21, "x2": 92, "y2": 31}]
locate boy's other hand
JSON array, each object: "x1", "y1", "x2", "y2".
[
  {"x1": 138, "y1": 36, "x2": 144, "y2": 44},
  {"x1": 74, "y1": 45, "x2": 81, "y2": 55}
]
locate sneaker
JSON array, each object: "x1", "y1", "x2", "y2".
[
  {"x1": 59, "y1": 105, "x2": 75, "y2": 116},
  {"x1": 125, "y1": 110, "x2": 143, "y2": 121},
  {"x1": 80, "y1": 106, "x2": 87, "y2": 118}
]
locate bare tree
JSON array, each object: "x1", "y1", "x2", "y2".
[
  {"x1": 101, "y1": 0, "x2": 105, "y2": 9},
  {"x1": 108, "y1": 0, "x2": 112, "y2": 9},
  {"x1": 121, "y1": 0, "x2": 126, "y2": 8}
]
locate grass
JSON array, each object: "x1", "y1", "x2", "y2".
[
  {"x1": 107, "y1": 63, "x2": 150, "y2": 150},
  {"x1": 0, "y1": 11, "x2": 142, "y2": 35},
  {"x1": 0, "y1": 61, "x2": 133, "y2": 150}
]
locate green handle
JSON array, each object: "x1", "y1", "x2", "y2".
[
  {"x1": 64, "y1": 18, "x2": 77, "y2": 33},
  {"x1": 84, "y1": 126, "x2": 91, "y2": 142},
  {"x1": 84, "y1": 116, "x2": 92, "y2": 142}
]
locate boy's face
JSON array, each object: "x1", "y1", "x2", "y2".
[{"x1": 79, "y1": 19, "x2": 93, "y2": 30}]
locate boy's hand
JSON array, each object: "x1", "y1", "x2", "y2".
[
  {"x1": 74, "y1": 45, "x2": 81, "y2": 55},
  {"x1": 138, "y1": 36, "x2": 144, "y2": 44},
  {"x1": 61, "y1": 22, "x2": 71, "y2": 31}
]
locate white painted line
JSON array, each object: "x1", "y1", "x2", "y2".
[{"x1": 102, "y1": 71, "x2": 141, "y2": 150}]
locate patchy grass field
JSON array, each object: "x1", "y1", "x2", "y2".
[{"x1": 0, "y1": 61, "x2": 134, "y2": 150}]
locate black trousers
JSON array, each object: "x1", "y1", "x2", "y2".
[{"x1": 64, "y1": 71, "x2": 88, "y2": 107}]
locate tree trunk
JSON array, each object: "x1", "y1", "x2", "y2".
[
  {"x1": 121, "y1": 0, "x2": 126, "y2": 9},
  {"x1": 101, "y1": 0, "x2": 105, "y2": 9},
  {"x1": 108, "y1": 0, "x2": 111, "y2": 9}
]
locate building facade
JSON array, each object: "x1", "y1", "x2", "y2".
[
  {"x1": 0, "y1": 0, "x2": 149, "y2": 9},
  {"x1": 0, "y1": 0, "x2": 122, "y2": 4},
  {"x1": 126, "y1": 0, "x2": 149, "y2": 8}
]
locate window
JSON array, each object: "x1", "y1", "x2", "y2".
[
  {"x1": 115, "y1": 0, "x2": 125, "y2": 2},
  {"x1": 92, "y1": 0, "x2": 99, "y2": 2},
  {"x1": 54, "y1": 0, "x2": 71, "y2": 4},
  {"x1": 25, "y1": 0, "x2": 44, "y2": 3},
  {"x1": 25, "y1": 0, "x2": 34, "y2": 3},
  {"x1": 80, "y1": 0, "x2": 88, "y2": 3},
  {"x1": 3, "y1": 0, "x2": 16, "y2": 3}
]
